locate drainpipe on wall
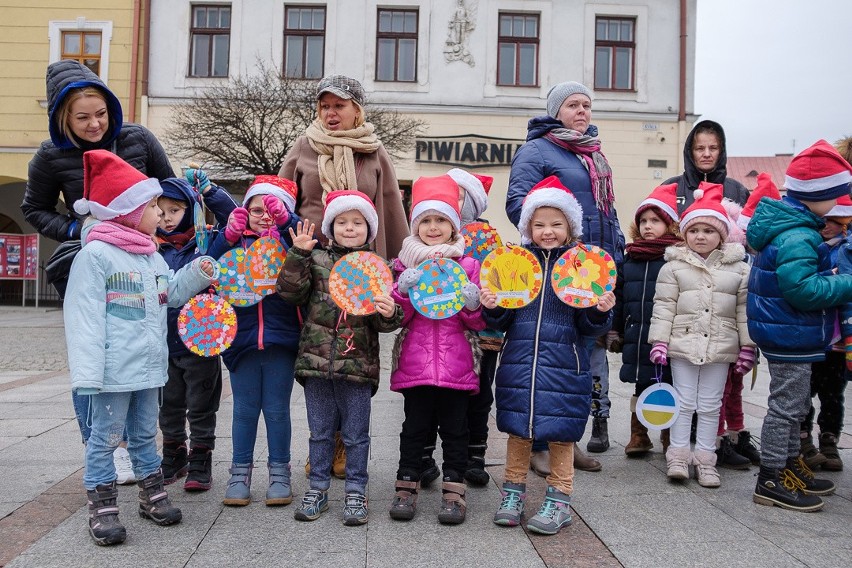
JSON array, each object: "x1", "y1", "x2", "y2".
[
  {"x1": 141, "y1": 0, "x2": 152, "y2": 127},
  {"x1": 678, "y1": 0, "x2": 688, "y2": 172},
  {"x1": 129, "y1": 0, "x2": 141, "y2": 123}
]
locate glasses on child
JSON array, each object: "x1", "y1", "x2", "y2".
[{"x1": 248, "y1": 207, "x2": 270, "y2": 218}]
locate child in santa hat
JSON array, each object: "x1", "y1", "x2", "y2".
[
  {"x1": 206, "y1": 175, "x2": 301, "y2": 508},
  {"x1": 608, "y1": 182, "x2": 682, "y2": 458},
  {"x1": 648, "y1": 182, "x2": 754, "y2": 489},
  {"x1": 64, "y1": 150, "x2": 217, "y2": 546},
  {"x1": 154, "y1": 169, "x2": 238, "y2": 492},
  {"x1": 388, "y1": 174, "x2": 484, "y2": 525},
  {"x1": 277, "y1": 190, "x2": 402, "y2": 525},
  {"x1": 747, "y1": 140, "x2": 852, "y2": 511},
  {"x1": 482, "y1": 175, "x2": 615, "y2": 535}
]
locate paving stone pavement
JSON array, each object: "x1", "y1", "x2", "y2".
[{"x1": 0, "y1": 306, "x2": 850, "y2": 567}]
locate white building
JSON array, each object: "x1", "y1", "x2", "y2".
[{"x1": 147, "y1": 0, "x2": 698, "y2": 239}]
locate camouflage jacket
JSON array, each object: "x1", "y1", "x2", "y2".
[{"x1": 276, "y1": 243, "x2": 402, "y2": 393}]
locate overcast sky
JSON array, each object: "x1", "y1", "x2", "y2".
[{"x1": 694, "y1": 0, "x2": 852, "y2": 157}]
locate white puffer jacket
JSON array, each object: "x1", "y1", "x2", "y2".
[{"x1": 648, "y1": 243, "x2": 753, "y2": 365}]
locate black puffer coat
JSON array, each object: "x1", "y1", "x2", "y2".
[{"x1": 21, "y1": 60, "x2": 174, "y2": 242}]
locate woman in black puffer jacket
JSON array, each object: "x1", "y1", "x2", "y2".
[{"x1": 21, "y1": 59, "x2": 174, "y2": 295}]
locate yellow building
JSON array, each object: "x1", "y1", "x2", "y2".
[{"x1": 0, "y1": 1, "x2": 148, "y2": 301}]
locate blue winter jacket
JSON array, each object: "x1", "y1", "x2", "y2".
[
  {"x1": 747, "y1": 196, "x2": 852, "y2": 362},
  {"x1": 484, "y1": 243, "x2": 613, "y2": 442},
  {"x1": 207, "y1": 215, "x2": 301, "y2": 371},
  {"x1": 157, "y1": 179, "x2": 238, "y2": 357},
  {"x1": 506, "y1": 117, "x2": 625, "y2": 264}
]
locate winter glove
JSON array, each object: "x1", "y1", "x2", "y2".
[
  {"x1": 734, "y1": 346, "x2": 757, "y2": 375},
  {"x1": 185, "y1": 168, "x2": 211, "y2": 194},
  {"x1": 606, "y1": 330, "x2": 623, "y2": 353},
  {"x1": 225, "y1": 207, "x2": 249, "y2": 243},
  {"x1": 461, "y1": 282, "x2": 481, "y2": 310},
  {"x1": 397, "y1": 268, "x2": 423, "y2": 295},
  {"x1": 649, "y1": 342, "x2": 668, "y2": 365},
  {"x1": 262, "y1": 194, "x2": 290, "y2": 226}
]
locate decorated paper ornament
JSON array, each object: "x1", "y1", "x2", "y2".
[
  {"x1": 551, "y1": 244, "x2": 616, "y2": 307},
  {"x1": 193, "y1": 201, "x2": 209, "y2": 254},
  {"x1": 245, "y1": 236, "x2": 286, "y2": 296},
  {"x1": 479, "y1": 245, "x2": 543, "y2": 309},
  {"x1": 409, "y1": 258, "x2": 469, "y2": 320},
  {"x1": 460, "y1": 221, "x2": 502, "y2": 264},
  {"x1": 329, "y1": 251, "x2": 393, "y2": 315},
  {"x1": 215, "y1": 248, "x2": 261, "y2": 307},
  {"x1": 178, "y1": 293, "x2": 237, "y2": 356},
  {"x1": 635, "y1": 383, "x2": 680, "y2": 430}
]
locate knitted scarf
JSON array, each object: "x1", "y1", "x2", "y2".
[
  {"x1": 545, "y1": 126, "x2": 615, "y2": 214},
  {"x1": 157, "y1": 226, "x2": 195, "y2": 250},
  {"x1": 304, "y1": 118, "x2": 381, "y2": 200},
  {"x1": 87, "y1": 221, "x2": 157, "y2": 255},
  {"x1": 625, "y1": 233, "x2": 681, "y2": 261},
  {"x1": 396, "y1": 234, "x2": 466, "y2": 268}
]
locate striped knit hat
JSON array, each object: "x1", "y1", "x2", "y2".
[{"x1": 785, "y1": 140, "x2": 852, "y2": 202}]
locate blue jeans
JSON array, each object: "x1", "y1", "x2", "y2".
[
  {"x1": 228, "y1": 346, "x2": 296, "y2": 464},
  {"x1": 585, "y1": 336, "x2": 611, "y2": 418},
  {"x1": 83, "y1": 388, "x2": 161, "y2": 489},
  {"x1": 304, "y1": 378, "x2": 372, "y2": 494},
  {"x1": 73, "y1": 390, "x2": 129, "y2": 445}
]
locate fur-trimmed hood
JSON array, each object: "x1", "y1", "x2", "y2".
[{"x1": 664, "y1": 242, "x2": 745, "y2": 265}]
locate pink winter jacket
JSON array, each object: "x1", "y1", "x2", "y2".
[{"x1": 390, "y1": 256, "x2": 485, "y2": 393}]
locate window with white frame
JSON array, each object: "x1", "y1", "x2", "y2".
[
  {"x1": 189, "y1": 4, "x2": 231, "y2": 77},
  {"x1": 48, "y1": 20, "x2": 113, "y2": 82},
  {"x1": 497, "y1": 12, "x2": 539, "y2": 87},
  {"x1": 376, "y1": 8, "x2": 417, "y2": 82},
  {"x1": 283, "y1": 5, "x2": 326, "y2": 79},
  {"x1": 594, "y1": 17, "x2": 635, "y2": 91}
]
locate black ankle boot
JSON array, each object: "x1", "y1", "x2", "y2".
[
  {"x1": 161, "y1": 441, "x2": 188, "y2": 485},
  {"x1": 463, "y1": 441, "x2": 490, "y2": 486},
  {"x1": 587, "y1": 417, "x2": 609, "y2": 453},
  {"x1": 420, "y1": 445, "x2": 440, "y2": 488},
  {"x1": 785, "y1": 455, "x2": 836, "y2": 495},
  {"x1": 753, "y1": 465, "x2": 823, "y2": 512},
  {"x1": 86, "y1": 481, "x2": 126, "y2": 546},
  {"x1": 184, "y1": 446, "x2": 213, "y2": 492},
  {"x1": 733, "y1": 430, "x2": 761, "y2": 465},
  {"x1": 138, "y1": 469, "x2": 182, "y2": 525},
  {"x1": 716, "y1": 436, "x2": 751, "y2": 470}
]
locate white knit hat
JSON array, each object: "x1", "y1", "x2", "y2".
[
  {"x1": 546, "y1": 81, "x2": 593, "y2": 118},
  {"x1": 517, "y1": 175, "x2": 583, "y2": 244},
  {"x1": 322, "y1": 190, "x2": 379, "y2": 243},
  {"x1": 447, "y1": 168, "x2": 493, "y2": 220}
]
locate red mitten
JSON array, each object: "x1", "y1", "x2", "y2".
[
  {"x1": 225, "y1": 207, "x2": 249, "y2": 243},
  {"x1": 262, "y1": 194, "x2": 290, "y2": 226}
]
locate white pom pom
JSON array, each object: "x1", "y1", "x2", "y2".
[
  {"x1": 73, "y1": 198, "x2": 91, "y2": 215},
  {"x1": 693, "y1": 188, "x2": 704, "y2": 200}
]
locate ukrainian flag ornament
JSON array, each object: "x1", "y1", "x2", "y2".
[{"x1": 635, "y1": 382, "x2": 679, "y2": 430}]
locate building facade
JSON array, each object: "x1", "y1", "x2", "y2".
[{"x1": 147, "y1": 0, "x2": 699, "y2": 239}]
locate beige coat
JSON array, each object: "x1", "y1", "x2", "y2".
[
  {"x1": 278, "y1": 136, "x2": 409, "y2": 259},
  {"x1": 648, "y1": 243, "x2": 753, "y2": 365}
]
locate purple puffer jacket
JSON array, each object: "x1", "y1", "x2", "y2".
[{"x1": 390, "y1": 256, "x2": 485, "y2": 393}]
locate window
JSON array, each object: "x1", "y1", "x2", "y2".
[
  {"x1": 497, "y1": 13, "x2": 539, "y2": 87},
  {"x1": 284, "y1": 6, "x2": 325, "y2": 79},
  {"x1": 594, "y1": 17, "x2": 635, "y2": 91},
  {"x1": 61, "y1": 31, "x2": 102, "y2": 75},
  {"x1": 189, "y1": 4, "x2": 231, "y2": 77},
  {"x1": 376, "y1": 9, "x2": 417, "y2": 82}
]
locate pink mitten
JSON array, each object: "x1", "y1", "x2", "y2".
[
  {"x1": 262, "y1": 194, "x2": 290, "y2": 226},
  {"x1": 225, "y1": 207, "x2": 249, "y2": 243},
  {"x1": 649, "y1": 342, "x2": 669, "y2": 365},
  {"x1": 734, "y1": 346, "x2": 756, "y2": 375}
]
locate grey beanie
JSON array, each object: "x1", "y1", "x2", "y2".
[{"x1": 546, "y1": 81, "x2": 593, "y2": 118}]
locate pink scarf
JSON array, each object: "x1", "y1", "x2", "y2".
[
  {"x1": 86, "y1": 221, "x2": 157, "y2": 255},
  {"x1": 545, "y1": 129, "x2": 615, "y2": 214},
  {"x1": 396, "y1": 234, "x2": 466, "y2": 268}
]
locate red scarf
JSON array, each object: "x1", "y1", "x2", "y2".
[
  {"x1": 157, "y1": 227, "x2": 195, "y2": 250},
  {"x1": 625, "y1": 233, "x2": 682, "y2": 261}
]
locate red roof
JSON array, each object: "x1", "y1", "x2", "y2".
[{"x1": 726, "y1": 156, "x2": 793, "y2": 191}]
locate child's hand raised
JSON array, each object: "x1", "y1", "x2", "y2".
[
  {"x1": 480, "y1": 287, "x2": 498, "y2": 310},
  {"x1": 288, "y1": 220, "x2": 318, "y2": 251},
  {"x1": 199, "y1": 259, "x2": 216, "y2": 278},
  {"x1": 373, "y1": 294, "x2": 396, "y2": 317},
  {"x1": 596, "y1": 291, "x2": 615, "y2": 312}
]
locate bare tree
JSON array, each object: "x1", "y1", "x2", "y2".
[{"x1": 163, "y1": 61, "x2": 425, "y2": 179}]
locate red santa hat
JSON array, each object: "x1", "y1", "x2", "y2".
[
  {"x1": 244, "y1": 175, "x2": 298, "y2": 212},
  {"x1": 635, "y1": 182, "x2": 679, "y2": 226},
  {"x1": 410, "y1": 175, "x2": 462, "y2": 232},
  {"x1": 680, "y1": 182, "x2": 731, "y2": 241},
  {"x1": 785, "y1": 139, "x2": 852, "y2": 201},
  {"x1": 322, "y1": 190, "x2": 379, "y2": 243},
  {"x1": 447, "y1": 168, "x2": 493, "y2": 219},
  {"x1": 518, "y1": 175, "x2": 583, "y2": 243},
  {"x1": 738, "y1": 172, "x2": 781, "y2": 230},
  {"x1": 826, "y1": 194, "x2": 852, "y2": 219},
  {"x1": 74, "y1": 150, "x2": 162, "y2": 221}
]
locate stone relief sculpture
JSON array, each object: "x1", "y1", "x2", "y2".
[{"x1": 444, "y1": 0, "x2": 477, "y2": 66}]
